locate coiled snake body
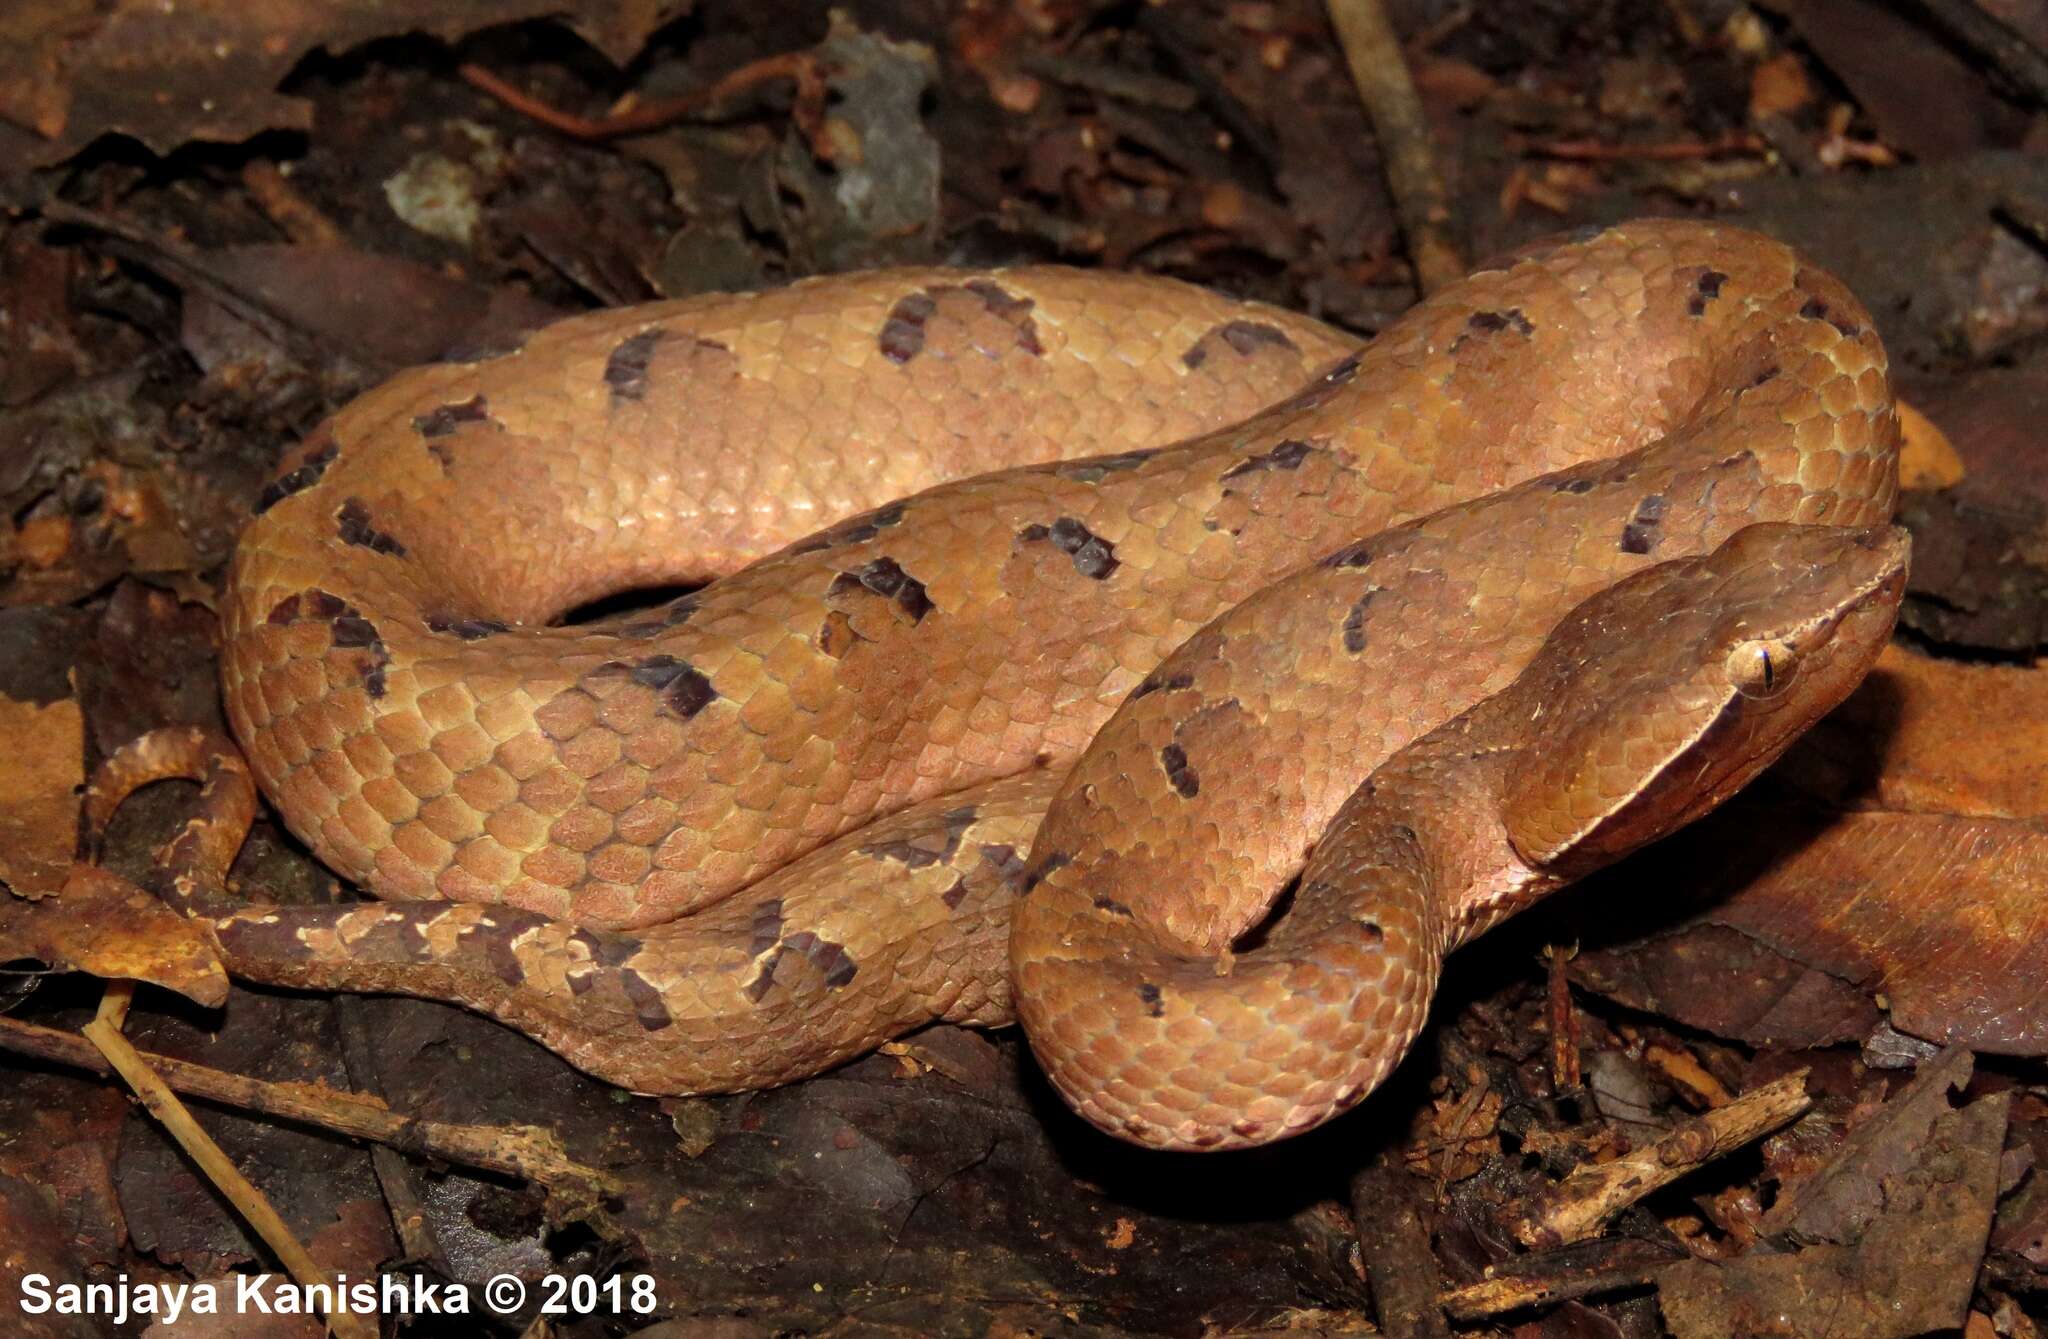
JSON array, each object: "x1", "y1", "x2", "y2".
[{"x1": 187, "y1": 221, "x2": 1903, "y2": 1149}]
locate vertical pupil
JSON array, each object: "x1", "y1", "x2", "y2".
[{"x1": 1761, "y1": 648, "x2": 1774, "y2": 689}]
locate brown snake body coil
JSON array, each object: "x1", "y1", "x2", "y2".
[{"x1": 196, "y1": 220, "x2": 1901, "y2": 1148}]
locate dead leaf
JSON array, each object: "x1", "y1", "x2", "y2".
[
  {"x1": 773, "y1": 13, "x2": 941, "y2": 272},
  {"x1": 0, "y1": 0, "x2": 687, "y2": 174},
  {"x1": 0, "y1": 865, "x2": 226, "y2": 1004},
  {"x1": 1747, "y1": 52, "x2": 1814, "y2": 123},
  {"x1": 1790, "y1": 644, "x2": 2048, "y2": 817},
  {"x1": 1776, "y1": 0, "x2": 2018, "y2": 162},
  {"x1": 0, "y1": 682, "x2": 81, "y2": 896},
  {"x1": 1658, "y1": 1056, "x2": 2005, "y2": 1337},
  {"x1": 1578, "y1": 645, "x2": 2048, "y2": 1056},
  {"x1": 1898, "y1": 398, "x2": 1965, "y2": 489}
]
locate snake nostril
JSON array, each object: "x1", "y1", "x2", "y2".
[{"x1": 1358, "y1": 921, "x2": 1384, "y2": 948}]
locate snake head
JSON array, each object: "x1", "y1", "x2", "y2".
[{"x1": 1502, "y1": 522, "x2": 1909, "y2": 876}]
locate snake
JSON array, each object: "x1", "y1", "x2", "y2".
[{"x1": 105, "y1": 220, "x2": 1907, "y2": 1149}]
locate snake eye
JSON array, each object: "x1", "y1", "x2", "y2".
[{"x1": 1728, "y1": 639, "x2": 1796, "y2": 698}]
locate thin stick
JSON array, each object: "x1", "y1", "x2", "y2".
[
  {"x1": 1508, "y1": 1070, "x2": 1811, "y2": 1247},
  {"x1": 1438, "y1": 1237, "x2": 1677, "y2": 1320},
  {"x1": 458, "y1": 53, "x2": 826, "y2": 150},
  {"x1": 1325, "y1": 0, "x2": 1464, "y2": 293},
  {"x1": 82, "y1": 1016, "x2": 377, "y2": 1339},
  {"x1": 1528, "y1": 132, "x2": 1767, "y2": 162},
  {"x1": 1, "y1": 1015, "x2": 616, "y2": 1201}
]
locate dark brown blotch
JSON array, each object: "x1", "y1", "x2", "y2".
[
  {"x1": 1054, "y1": 449, "x2": 1157, "y2": 483},
  {"x1": 1160, "y1": 742, "x2": 1200, "y2": 798},
  {"x1": 412, "y1": 395, "x2": 491, "y2": 440},
  {"x1": 1019, "y1": 850, "x2": 1072, "y2": 896},
  {"x1": 1688, "y1": 269, "x2": 1729, "y2": 317},
  {"x1": 1182, "y1": 319, "x2": 1298, "y2": 368},
  {"x1": 979, "y1": 843, "x2": 1025, "y2": 887},
  {"x1": 879, "y1": 292, "x2": 937, "y2": 363},
  {"x1": 604, "y1": 330, "x2": 667, "y2": 401},
  {"x1": 788, "y1": 501, "x2": 909, "y2": 555},
  {"x1": 1341, "y1": 588, "x2": 1378, "y2": 654},
  {"x1": 336, "y1": 498, "x2": 407, "y2": 557},
  {"x1": 1137, "y1": 982, "x2": 1165, "y2": 1018},
  {"x1": 606, "y1": 654, "x2": 718, "y2": 718},
  {"x1": 1455, "y1": 309, "x2": 1536, "y2": 351},
  {"x1": 1798, "y1": 295, "x2": 1863, "y2": 339},
  {"x1": 817, "y1": 611, "x2": 859, "y2": 659},
  {"x1": 785, "y1": 930, "x2": 859, "y2": 989},
  {"x1": 254, "y1": 439, "x2": 339, "y2": 514},
  {"x1": 1220, "y1": 439, "x2": 1316, "y2": 481},
  {"x1": 461, "y1": 919, "x2": 528, "y2": 986},
  {"x1": 570, "y1": 927, "x2": 639, "y2": 969},
  {"x1": 425, "y1": 612, "x2": 510, "y2": 641},
  {"x1": 1130, "y1": 669, "x2": 1194, "y2": 702},
  {"x1": 353, "y1": 911, "x2": 433, "y2": 962},
  {"x1": 743, "y1": 948, "x2": 784, "y2": 1002},
  {"x1": 879, "y1": 283, "x2": 1043, "y2": 364},
  {"x1": 1019, "y1": 516, "x2": 1118, "y2": 580},
  {"x1": 749, "y1": 898, "x2": 786, "y2": 957},
  {"x1": 961, "y1": 280, "x2": 1045, "y2": 356},
  {"x1": 859, "y1": 806, "x2": 977, "y2": 869},
  {"x1": 1318, "y1": 526, "x2": 1423, "y2": 571},
  {"x1": 828, "y1": 556, "x2": 934, "y2": 622},
  {"x1": 616, "y1": 592, "x2": 703, "y2": 640},
  {"x1": 1093, "y1": 896, "x2": 1134, "y2": 917},
  {"x1": 617, "y1": 968, "x2": 674, "y2": 1030},
  {"x1": 330, "y1": 615, "x2": 379, "y2": 649},
  {"x1": 1620, "y1": 494, "x2": 1669, "y2": 555}
]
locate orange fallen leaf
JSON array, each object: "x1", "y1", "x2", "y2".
[
  {"x1": 1579, "y1": 645, "x2": 2048, "y2": 1056},
  {"x1": 0, "y1": 686, "x2": 83, "y2": 896},
  {"x1": 0, "y1": 864, "x2": 227, "y2": 1005},
  {"x1": 1748, "y1": 52, "x2": 1814, "y2": 122},
  {"x1": 1897, "y1": 398, "x2": 1966, "y2": 490}
]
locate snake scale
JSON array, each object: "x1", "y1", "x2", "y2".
[{"x1": 129, "y1": 220, "x2": 1906, "y2": 1150}]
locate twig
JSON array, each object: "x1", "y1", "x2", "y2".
[
  {"x1": 83, "y1": 1015, "x2": 377, "y2": 1339},
  {"x1": 1508, "y1": 1070, "x2": 1811, "y2": 1247},
  {"x1": 458, "y1": 53, "x2": 831, "y2": 157},
  {"x1": 0, "y1": 1014, "x2": 618, "y2": 1203},
  {"x1": 240, "y1": 160, "x2": 346, "y2": 248},
  {"x1": 1527, "y1": 132, "x2": 1766, "y2": 162},
  {"x1": 1134, "y1": 6, "x2": 1284, "y2": 179},
  {"x1": 1438, "y1": 1236, "x2": 1679, "y2": 1321},
  {"x1": 1020, "y1": 53, "x2": 1199, "y2": 111},
  {"x1": 1544, "y1": 944, "x2": 1581, "y2": 1096},
  {"x1": 1350, "y1": 1157, "x2": 1453, "y2": 1338},
  {"x1": 1324, "y1": 0, "x2": 1464, "y2": 294}
]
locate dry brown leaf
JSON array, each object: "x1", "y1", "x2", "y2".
[
  {"x1": 1580, "y1": 646, "x2": 2048, "y2": 1055},
  {"x1": 0, "y1": 685, "x2": 81, "y2": 896},
  {"x1": 1747, "y1": 52, "x2": 1814, "y2": 122},
  {"x1": 0, "y1": 0, "x2": 687, "y2": 173},
  {"x1": 1898, "y1": 398, "x2": 1966, "y2": 490},
  {"x1": 1792, "y1": 644, "x2": 2048, "y2": 817},
  {"x1": 0, "y1": 864, "x2": 227, "y2": 1006}
]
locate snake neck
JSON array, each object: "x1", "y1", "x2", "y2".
[{"x1": 1337, "y1": 728, "x2": 1566, "y2": 960}]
